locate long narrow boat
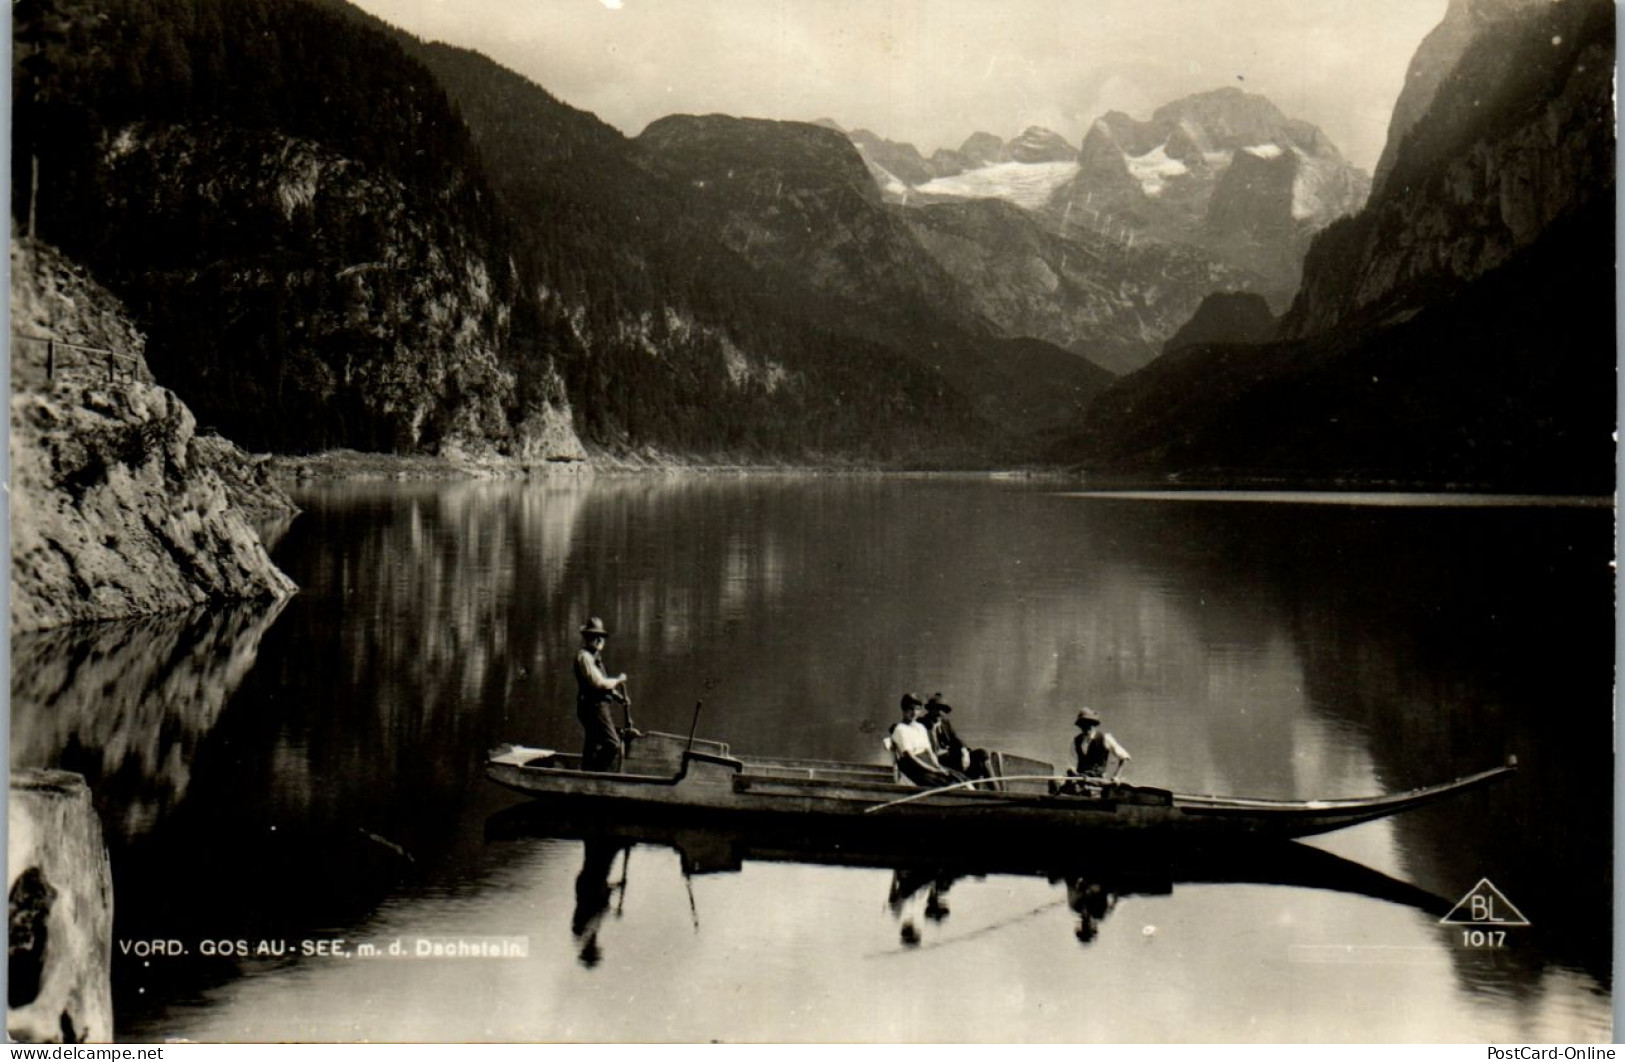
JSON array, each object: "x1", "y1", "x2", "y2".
[{"x1": 487, "y1": 731, "x2": 1514, "y2": 841}]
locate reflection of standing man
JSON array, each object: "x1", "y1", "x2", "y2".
[
  {"x1": 572, "y1": 839, "x2": 630, "y2": 968},
  {"x1": 575, "y1": 617, "x2": 628, "y2": 772}
]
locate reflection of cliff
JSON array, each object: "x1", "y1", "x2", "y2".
[
  {"x1": 1082, "y1": 498, "x2": 1613, "y2": 992},
  {"x1": 1284, "y1": 510, "x2": 1613, "y2": 995},
  {"x1": 10, "y1": 598, "x2": 289, "y2": 841}
]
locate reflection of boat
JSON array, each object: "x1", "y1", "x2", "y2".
[
  {"x1": 487, "y1": 732, "x2": 1512, "y2": 841},
  {"x1": 483, "y1": 801, "x2": 1455, "y2": 922}
]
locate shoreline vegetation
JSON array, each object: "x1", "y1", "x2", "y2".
[{"x1": 266, "y1": 448, "x2": 1613, "y2": 501}]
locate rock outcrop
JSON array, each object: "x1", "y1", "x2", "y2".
[
  {"x1": 1004, "y1": 126, "x2": 1077, "y2": 164},
  {"x1": 1162, "y1": 292, "x2": 1277, "y2": 354},
  {"x1": 10, "y1": 239, "x2": 298, "y2": 631}
]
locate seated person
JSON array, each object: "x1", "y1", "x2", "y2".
[
  {"x1": 923, "y1": 693, "x2": 991, "y2": 781},
  {"x1": 886, "y1": 693, "x2": 957, "y2": 787},
  {"x1": 1058, "y1": 707, "x2": 1132, "y2": 794}
]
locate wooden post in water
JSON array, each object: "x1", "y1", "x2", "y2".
[{"x1": 7, "y1": 770, "x2": 115, "y2": 1044}]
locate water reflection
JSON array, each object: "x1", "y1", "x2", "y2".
[
  {"x1": 485, "y1": 803, "x2": 1458, "y2": 958},
  {"x1": 10, "y1": 599, "x2": 289, "y2": 841},
  {"x1": 37, "y1": 477, "x2": 1603, "y2": 1041},
  {"x1": 572, "y1": 840, "x2": 632, "y2": 968},
  {"x1": 1073, "y1": 498, "x2": 1614, "y2": 991}
]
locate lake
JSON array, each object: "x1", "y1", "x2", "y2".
[{"x1": 11, "y1": 475, "x2": 1614, "y2": 1042}]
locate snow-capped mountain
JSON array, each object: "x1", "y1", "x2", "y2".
[
  {"x1": 836, "y1": 90, "x2": 1369, "y2": 305},
  {"x1": 1047, "y1": 89, "x2": 1370, "y2": 300},
  {"x1": 842, "y1": 125, "x2": 1081, "y2": 208},
  {"x1": 911, "y1": 160, "x2": 1079, "y2": 211}
]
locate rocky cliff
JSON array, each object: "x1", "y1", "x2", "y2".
[
  {"x1": 10, "y1": 238, "x2": 298, "y2": 631},
  {"x1": 1282, "y1": 0, "x2": 1613, "y2": 339},
  {"x1": 1370, "y1": 0, "x2": 1546, "y2": 197}
]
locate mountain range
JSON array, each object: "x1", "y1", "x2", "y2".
[{"x1": 10, "y1": 0, "x2": 1613, "y2": 492}]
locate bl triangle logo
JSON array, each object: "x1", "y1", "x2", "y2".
[{"x1": 1439, "y1": 878, "x2": 1531, "y2": 926}]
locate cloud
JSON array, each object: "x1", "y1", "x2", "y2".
[{"x1": 350, "y1": 0, "x2": 1448, "y2": 170}]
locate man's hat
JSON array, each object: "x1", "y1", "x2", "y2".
[
  {"x1": 900, "y1": 692, "x2": 924, "y2": 711},
  {"x1": 926, "y1": 693, "x2": 952, "y2": 713},
  {"x1": 1074, "y1": 708, "x2": 1101, "y2": 727},
  {"x1": 580, "y1": 617, "x2": 610, "y2": 637}
]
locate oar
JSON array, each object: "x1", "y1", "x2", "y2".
[
  {"x1": 619, "y1": 683, "x2": 638, "y2": 734},
  {"x1": 613, "y1": 846, "x2": 632, "y2": 917},
  {"x1": 683, "y1": 700, "x2": 704, "y2": 756},
  {"x1": 863, "y1": 774, "x2": 1080, "y2": 813},
  {"x1": 682, "y1": 873, "x2": 700, "y2": 932}
]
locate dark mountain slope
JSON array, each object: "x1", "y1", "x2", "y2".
[
  {"x1": 1161, "y1": 292, "x2": 1276, "y2": 354},
  {"x1": 1063, "y1": 196, "x2": 1612, "y2": 492},
  {"x1": 12, "y1": 0, "x2": 1012, "y2": 462},
  {"x1": 635, "y1": 114, "x2": 1115, "y2": 441},
  {"x1": 407, "y1": 46, "x2": 1001, "y2": 459}
]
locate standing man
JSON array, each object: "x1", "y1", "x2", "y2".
[{"x1": 575, "y1": 617, "x2": 630, "y2": 772}]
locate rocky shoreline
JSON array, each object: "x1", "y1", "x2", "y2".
[{"x1": 10, "y1": 238, "x2": 299, "y2": 632}]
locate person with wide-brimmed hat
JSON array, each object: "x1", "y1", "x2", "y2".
[
  {"x1": 574, "y1": 616, "x2": 630, "y2": 771},
  {"x1": 921, "y1": 692, "x2": 991, "y2": 780},
  {"x1": 1070, "y1": 707, "x2": 1131, "y2": 782}
]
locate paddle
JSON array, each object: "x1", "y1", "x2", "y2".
[
  {"x1": 684, "y1": 700, "x2": 705, "y2": 756},
  {"x1": 618, "y1": 683, "x2": 643, "y2": 743},
  {"x1": 864, "y1": 774, "x2": 1079, "y2": 813},
  {"x1": 613, "y1": 846, "x2": 632, "y2": 916}
]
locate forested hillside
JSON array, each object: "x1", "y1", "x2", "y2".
[
  {"x1": 14, "y1": 0, "x2": 562, "y2": 454},
  {"x1": 11, "y1": 0, "x2": 1012, "y2": 463}
]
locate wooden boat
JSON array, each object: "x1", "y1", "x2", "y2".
[{"x1": 486, "y1": 731, "x2": 1513, "y2": 842}]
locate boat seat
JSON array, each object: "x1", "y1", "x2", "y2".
[{"x1": 881, "y1": 735, "x2": 903, "y2": 784}]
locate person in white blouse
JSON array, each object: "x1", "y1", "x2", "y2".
[{"x1": 886, "y1": 693, "x2": 956, "y2": 787}]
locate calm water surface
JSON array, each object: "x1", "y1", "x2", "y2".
[{"x1": 11, "y1": 477, "x2": 1613, "y2": 1042}]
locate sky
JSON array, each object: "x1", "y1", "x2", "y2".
[{"x1": 350, "y1": 0, "x2": 1451, "y2": 173}]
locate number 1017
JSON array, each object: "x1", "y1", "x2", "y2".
[{"x1": 1461, "y1": 929, "x2": 1506, "y2": 947}]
